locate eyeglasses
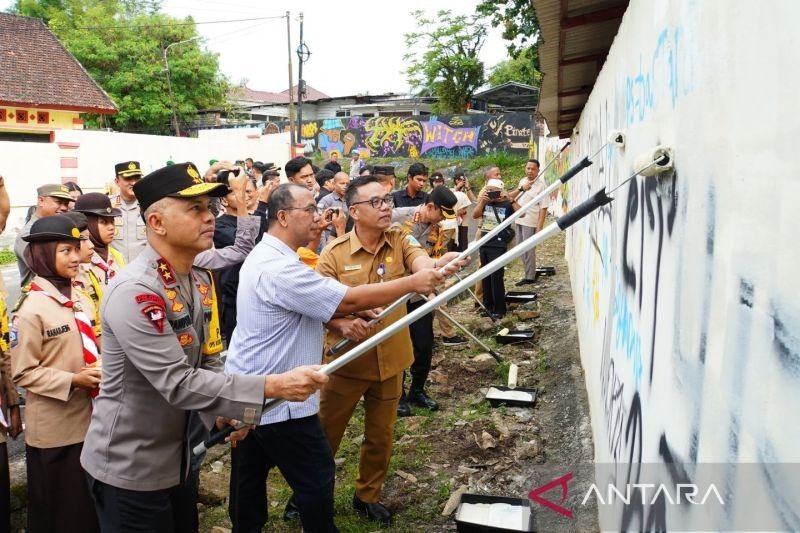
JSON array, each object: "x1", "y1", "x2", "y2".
[
  {"x1": 283, "y1": 205, "x2": 321, "y2": 215},
  {"x1": 350, "y1": 195, "x2": 394, "y2": 209}
]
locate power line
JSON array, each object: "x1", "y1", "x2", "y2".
[{"x1": 4, "y1": 14, "x2": 286, "y2": 31}]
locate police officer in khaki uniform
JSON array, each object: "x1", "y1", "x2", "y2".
[
  {"x1": 315, "y1": 176, "x2": 464, "y2": 524},
  {"x1": 80, "y1": 163, "x2": 329, "y2": 531},
  {"x1": 390, "y1": 186, "x2": 462, "y2": 415},
  {"x1": 11, "y1": 214, "x2": 101, "y2": 533},
  {"x1": 110, "y1": 161, "x2": 147, "y2": 263}
]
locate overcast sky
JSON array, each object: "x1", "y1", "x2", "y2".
[{"x1": 1, "y1": 0, "x2": 511, "y2": 98}]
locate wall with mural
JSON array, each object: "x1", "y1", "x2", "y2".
[
  {"x1": 266, "y1": 112, "x2": 533, "y2": 159},
  {"x1": 562, "y1": 0, "x2": 799, "y2": 530}
]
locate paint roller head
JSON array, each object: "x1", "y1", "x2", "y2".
[
  {"x1": 608, "y1": 130, "x2": 626, "y2": 147},
  {"x1": 498, "y1": 327, "x2": 510, "y2": 336},
  {"x1": 634, "y1": 145, "x2": 674, "y2": 177}
]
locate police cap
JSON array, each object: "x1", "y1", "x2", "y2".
[{"x1": 134, "y1": 162, "x2": 228, "y2": 213}]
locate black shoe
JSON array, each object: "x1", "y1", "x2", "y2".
[
  {"x1": 407, "y1": 389, "x2": 439, "y2": 411},
  {"x1": 397, "y1": 396, "x2": 412, "y2": 417},
  {"x1": 353, "y1": 495, "x2": 393, "y2": 525},
  {"x1": 283, "y1": 497, "x2": 300, "y2": 521},
  {"x1": 489, "y1": 313, "x2": 504, "y2": 321},
  {"x1": 515, "y1": 278, "x2": 536, "y2": 286},
  {"x1": 442, "y1": 335, "x2": 468, "y2": 346}
]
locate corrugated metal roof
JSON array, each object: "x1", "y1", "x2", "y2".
[{"x1": 534, "y1": 0, "x2": 629, "y2": 137}]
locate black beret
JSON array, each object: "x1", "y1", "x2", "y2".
[
  {"x1": 74, "y1": 192, "x2": 122, "y2": 218},
  {"x1": 23, "y1": 214, "x2": 87, "y2": 242}
]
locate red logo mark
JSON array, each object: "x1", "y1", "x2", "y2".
[{"x1": 528, "y1": 472, "x2": 574, "y2": 518}]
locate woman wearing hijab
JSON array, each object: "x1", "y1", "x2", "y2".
[
  {"x1": 65, "y1": 211, "x2": 101, "y2": 339},
  {"x1": 10, "y1": 214, "x2": 101, "y2": 533},
  {"x1": 73, "y1": 193, "x2": 124, "y2": 307}
]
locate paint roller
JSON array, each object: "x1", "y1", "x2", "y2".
[
  {"x1": 507, "y1": 363, "x2": 519, "y2": 389},
  {"x1": 609, "y1": 130, "x2": 626, "y2": 148},
  {"x1": 633, "y1": 145, "x2": 673, "y2": 176}
]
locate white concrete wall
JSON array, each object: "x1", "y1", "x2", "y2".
[
  {"x1": 1, "y1": 130, "x2": 291, "y2": 234},
  {"x1": 562, "y1": 0, "x2": 800, "y2": 529}
]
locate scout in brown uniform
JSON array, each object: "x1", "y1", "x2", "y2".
[
  {"x1": 74, "y1": 193, "x2": 125, "y2": 317},
  {"x1": 10, "y1": 215, "x2": 101, "y2": 533},
  {"x1": 0, "y1": 175, "x2": 23, "y2": 532},
  {"x1": 64, "y1": 211, "x2": 101, "y2": 339},
  {"x1": 315, "y1": 176, "x2": 464, "y2": 524}
]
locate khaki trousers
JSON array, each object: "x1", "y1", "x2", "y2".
[{"x1": 318, "y1": 371, "x2": 402, "y2": 503}]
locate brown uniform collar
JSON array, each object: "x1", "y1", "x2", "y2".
[{"x1": 348, "y1": 229, "x2": 396, "y2": 255}]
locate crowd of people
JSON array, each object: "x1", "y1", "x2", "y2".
[{"x1": 0, "y1": 152, "x2": 550, "y2": 532}]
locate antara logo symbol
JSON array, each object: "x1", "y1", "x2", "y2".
[{"x1": 528, "y1": 472, "x2": 574, "y2": 518}]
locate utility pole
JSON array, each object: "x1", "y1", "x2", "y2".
[
  {"x1": 296, "y1": 12, "x2": 309, "y2": 145},
  {"x1": 286, "y1": 11, "x2": 296, "y2": 146}
]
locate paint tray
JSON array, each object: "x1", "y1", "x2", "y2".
[
  {"x1": 505, "y1": 291, "x2": 537, "y2": 303},
  {"x1": 455, "y1": 493, "x2": 534, "y2": 532},
  {"x1": 485, "y1": 386, "x2": 537, "y2": 408},
  {"x1": 495, "y1": 329, "x2": 535, "y2": 345},
  {"x1": 536, "y1": 266, "x2": 556, "y2": 276}
]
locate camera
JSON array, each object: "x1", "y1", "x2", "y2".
[{"x1": 487, "y1": 190, "x2": 501, "y2": 200}]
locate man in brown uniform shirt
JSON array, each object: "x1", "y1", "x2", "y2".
[{"x1": 315, "y1": 176, "x2": 464, "y2": 524}]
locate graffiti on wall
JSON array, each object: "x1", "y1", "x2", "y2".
[
  {"x1": 564, "y1": 2, "x2": 800, "y2": 530},
  {"x1": 267, "y1": 112, "x2": 532, "y2": 159}
]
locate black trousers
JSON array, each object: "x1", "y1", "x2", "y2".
[
  {"x1": 229, "y1": 415, "x2": 337, "y2": 533},
  {"x1": 407, "y1": 299, "x2": 435, "y2": 391},
  {"x1": 480, "y1": 246, "x2": 507, "y2": 316},
  {"x1": 27, "y1": 443, "x2": 99, "y2": 533},
  {"x1": 87, "y1": 474, "x2": 173, "y2": 532}
]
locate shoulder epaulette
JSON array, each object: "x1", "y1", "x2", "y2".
[{"x1": 12, "y1": 284, "x2": 31, "y2": 313}]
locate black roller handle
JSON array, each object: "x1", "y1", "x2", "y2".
[
  {"x1": 556, "y1": 188, "x2": 613, "y2": 230},
  {"x1": 327, "y1": 337, "x2": 349, "y2": 357},
  {"x1": 559, "y1": 156, "x2": 593, "y2": 184}
]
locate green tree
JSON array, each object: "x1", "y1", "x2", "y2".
[
  {"x1": 488, "y1": 46, "x2": 542, "y2": 87},
  {"x1": 403, "y1": 10, "x2": 486, "y2": 114},
  {"x1": 12, "y1": 0, "x2": 227, "y2": 134},
  {"x1": 476, "y1": 0, "x2": 541, "y2": 58}
]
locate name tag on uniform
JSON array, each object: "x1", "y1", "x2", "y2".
[{"x1": 344, "y1": 264, "x2": 362, "y2": 271}]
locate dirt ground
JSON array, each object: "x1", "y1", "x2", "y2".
[{"x1": 196, "y1": 225, "x2": 597, "y2": 533}]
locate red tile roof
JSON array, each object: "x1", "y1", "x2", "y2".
[
  {"x1": 0, "y1": 13, "x2": 117, "y2": 114},
  {"x1": 231, "y1": 84, "x2": 330, "y2": 105}
]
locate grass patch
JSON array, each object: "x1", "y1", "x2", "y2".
[
  {"x1": 0, "y1": 248, "x2": 15, "y2": 265},
  {"x1": 535, "y1": 349, "x2": 550, "y2": 374},
  {"x1": 494, "y1": 360, "x2": 510, "y2": 384}
]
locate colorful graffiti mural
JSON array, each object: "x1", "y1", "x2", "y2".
[{"x1": 266, "y1": 112, "x2": 532, "y2": 159}]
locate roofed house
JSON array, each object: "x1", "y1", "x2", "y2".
[{"x1": 0, "y1": 13, "x2": 116, "y2": 142}]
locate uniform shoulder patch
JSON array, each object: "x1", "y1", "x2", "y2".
[
  {"x1": 9, "y1": 316, "x2": 19, "y2": 349},
  {"x1": 136, "y1": 293, "x2": 166, "y2": 306},
  {"x1": 140, "y1": 302, "x2": 166, "y2": 333},
  {"x1": 405, "y1": 234, "x2": 422, "y2": 247}
]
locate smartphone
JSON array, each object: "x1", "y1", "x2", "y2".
[{"x1": 325, "y1": 207, "x2": 340, "y2": 222}]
